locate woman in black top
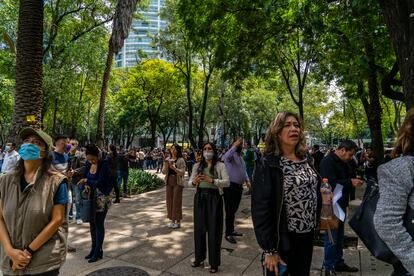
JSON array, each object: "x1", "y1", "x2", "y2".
[
  {"x1": 252, "y1": 111, "x2": 321, "y2": 276},
  {"x1": 78, "y1": 144, "x2": 113, "y2": 263}
]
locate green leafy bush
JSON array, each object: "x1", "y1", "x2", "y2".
[{"x1": 127, "y1": 169, "x2": 165, "y2": 194}]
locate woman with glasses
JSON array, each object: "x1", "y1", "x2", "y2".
[
  {"x1": 189, "y1": 142, "x2": 230, "y2": 273},
  {"x1": 0, "y1": 127, "x2": 68, "y2": 275}
]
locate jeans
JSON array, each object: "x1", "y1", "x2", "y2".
[
  {"x1": 72, "y1": 182, "x2": 81, "y2": 220},
  {"x1": 324, "y1": 220, "x2": 345, "y2": 271},
  {"x1": 246, "y1": 166, "x2": 254, "y2": 181},
  {"x1": 117, "y1": 170, "x2": 128, "y2": 194}
]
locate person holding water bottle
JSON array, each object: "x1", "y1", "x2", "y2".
[{"x1": 252, "y1": 111, "x2": 321, "y2": 276}]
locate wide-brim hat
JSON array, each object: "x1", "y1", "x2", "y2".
[{"x1": 19, "y1": 127, "x2": 53, "y2": 150}]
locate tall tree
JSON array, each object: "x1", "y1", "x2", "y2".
[
  {"x1": 160, "y1": 0, "x2": 197, "y2": 148},
  {"x1": 9, "y1": 0, "x2": 44, "y2": 140},
  {"x1": 96, "y1": 0, "x2": 139, "y2": 147},
  {"x1": 378, "y1": 0, "x2": 414, "y2": 109}
]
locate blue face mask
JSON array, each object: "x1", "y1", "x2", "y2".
[
  {"x1": 4, "y1": 146, "x2": 10, "y2": 151},
  {"x1": 18, "y1": 143, "x2": 41, "y2": 161}
]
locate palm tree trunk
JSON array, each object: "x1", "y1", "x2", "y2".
[
  {"x1": 9, "y1": 0, "x2": 44, "y2": 141},
  {"x1": 96, "y1": 0, "x2": 140, "y2": 147}
]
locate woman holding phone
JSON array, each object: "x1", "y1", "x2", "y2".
[
  {"x1": 162, "y1": 144, "x2": 186, "y2": 229},
  {"x1": 189, "y1": 142, "x2": 230, "y2": 273},
  {"x1": 252, "y1": 111, "x2": 320, "y2": 276}
]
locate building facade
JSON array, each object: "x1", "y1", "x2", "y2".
[{"x1": 115, "y1": 0, "x2": 166, "y2": 68}]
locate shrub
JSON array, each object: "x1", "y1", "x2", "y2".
[{"x1": 127, "y1": 169, "x2": 165, "y2": 194}]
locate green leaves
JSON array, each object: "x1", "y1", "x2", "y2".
[{"x1": 127, "y1": 169, "x2": 164, "y2": 194}]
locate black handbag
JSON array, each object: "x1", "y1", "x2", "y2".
[{"x1": 349, "y1": 181, "x2": 414, "y2": 264}]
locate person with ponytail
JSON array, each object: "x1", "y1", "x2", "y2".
[{"x1": 189, "y1": 142, "x2": 230, "y2": 273}]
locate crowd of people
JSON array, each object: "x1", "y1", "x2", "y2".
[{"x1": 0, "y1": 109, "x2": 413, "y2": 275}]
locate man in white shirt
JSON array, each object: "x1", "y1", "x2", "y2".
[{"x1": 1, "y1": 142, "x2": 20, "y2": 173}]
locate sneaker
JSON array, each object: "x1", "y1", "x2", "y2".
[
  {"x1": 76, "y1": 219, "x2": 83, "y2": 225},
  {"x1": 167, "y1": 222, "x2": 174, "y2": 228},
  {"x1": 172, "y1": 223, "x2": 181, "y2": 229},
  {"x1": 123, "y1": 193, "x2": 130, "y2": 198}
]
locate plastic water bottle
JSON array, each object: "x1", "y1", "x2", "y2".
[{"x1": 320, "y1": 178, "x2": 333, "y2": 220}]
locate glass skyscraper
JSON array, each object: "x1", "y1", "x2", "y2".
[{"x1": 115, "y1": 0, "x2": 166, "y2": 68}]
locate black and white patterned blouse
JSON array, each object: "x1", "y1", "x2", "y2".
[{"x1": 280, "y1": 157, "x2": 318, "y2": 233}]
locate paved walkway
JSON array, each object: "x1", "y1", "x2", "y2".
[{"x1": 55, "y1": 171, "x2": 392, "y2": 275}]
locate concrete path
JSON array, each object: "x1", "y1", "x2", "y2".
[{"x1": 54, "y1": 171, "x2": 393, "y2": 275}]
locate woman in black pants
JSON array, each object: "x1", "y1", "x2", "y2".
[
  {"x1": 252, "y1": 111, "x2": 321, "y2": 276},
  {"x1": 78, "y1": 144, "x2": 113, "y2": 263},
  {"x1": 189, "y1": 142, "x2": 230, "y2": 273}
]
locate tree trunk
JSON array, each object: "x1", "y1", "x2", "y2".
[
  {"x1": 96, "y1": 37, "x2": 115, "y2": 148},
  {"x1": 379, "y1": 0, "x2": 414, "y2": 110},
  {"x1": 9, "y1": 0, "x2": 44, "y2": 142},
  {"x1": 52, "y1": 98, "x2": 58, "y2": 135},
  {"x1": 149, "y1": 117, "x2": 157, "y2": 149},
  {"x1": 186, "y1": 76, "x2": 197, "y2": 149},
  {"x1": 198, "y1": 71, "x2": 213, "y2": 148}
]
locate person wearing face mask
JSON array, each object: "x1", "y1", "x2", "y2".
[
  {"x1": 0, "y1": 127, "x2": 68, "y2": 275},
  {"x1": 189, "y1": 142, "x2": 230, "y2": 274},
  {"x1": 222, "y1": 139, "x2": 251, "y2": 244},
  {"x1": 77, "y1": 144, "x2": 113, "y2": 263},
  {"x1": 1, "y1": 142, "x2": 20, "y2": 174}
]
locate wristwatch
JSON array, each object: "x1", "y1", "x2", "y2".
[{"x1": 25, "y1": 245, "x2": 36, "y2": 255}]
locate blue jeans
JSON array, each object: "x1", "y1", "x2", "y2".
[
  {"x1": 246, "y1": 166, "x2": 254, "y2": 182},
  {"x1": 72, "y1": 183, "x2": 81, "y2": 220},
  {"x1": 324, "y1": 220, "x2": 345, "y2": 271},
  {"x1": 117, "y1": 170, "x2": 128, "y2": 194}
]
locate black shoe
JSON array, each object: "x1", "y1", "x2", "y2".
[
  {"x1": 230, "y1": 231, "x2": 243, "y2": 237},
  {"x1": 335, "y1": 263, "x2": 359, "y2": 272},
  {"x1": 88, "y1": 252, "x2": 103, "y2": 263},
  {"x1": 325, "y1": 270, "x2": 337, "y2": 276},
  {"x1": 85, "y1": 251, "x2": 93, "y2": 259},
  {"x1": 225, "y1": 235, "x2": 237, "y2": 244},
  {"x1": 114, "y1": 198, "x2": 120, "y2": 204},
  {"x1": 85, "y1": 250, "x2": 102, "y2": 260}
]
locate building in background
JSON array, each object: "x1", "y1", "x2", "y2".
[{"x1": 115, "y1": 0, "x2": 166, "y2": 68}]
